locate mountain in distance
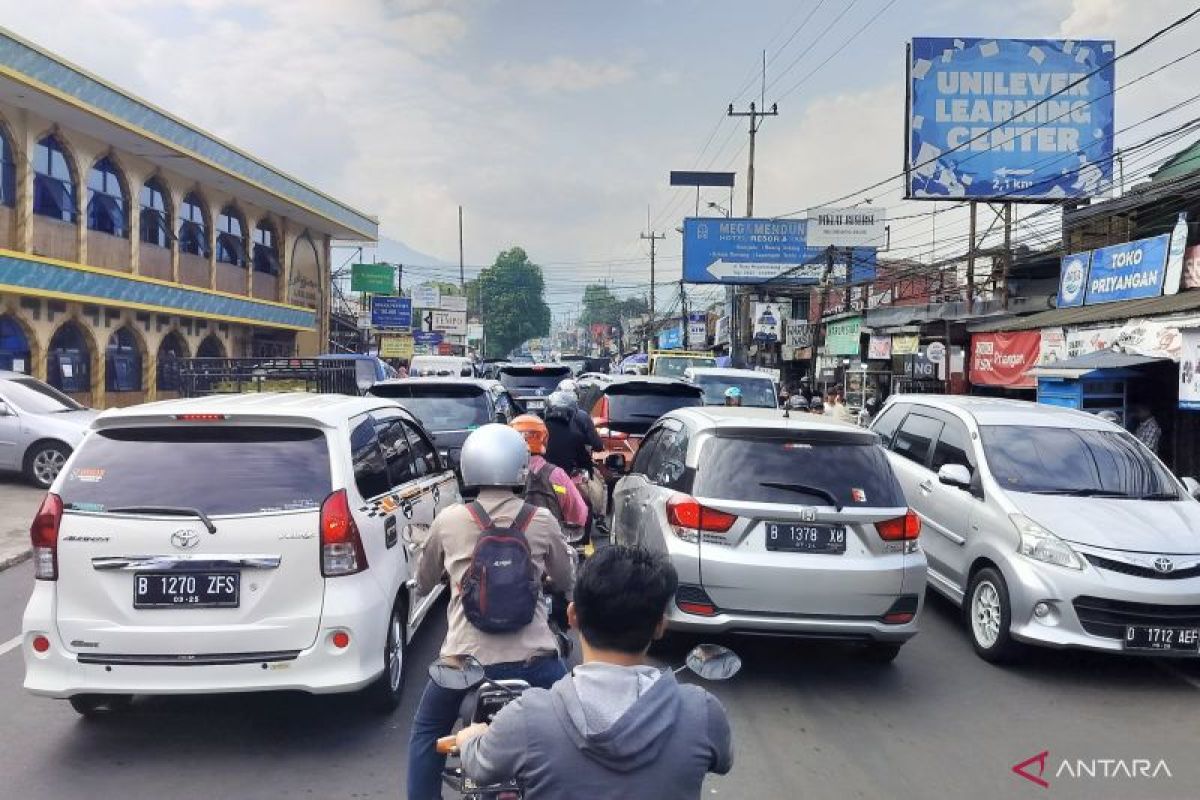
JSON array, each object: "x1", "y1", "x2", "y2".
[{"x1": 376, "y1": 235, "x2": 451, "y2": 268}]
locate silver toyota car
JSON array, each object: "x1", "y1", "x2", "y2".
[
  {"x1": 0, "y1": 371, "x2": 97, "y2": 488},
  {"x1": 873, "y1": 395, "x2": 1200, "y2": 662},
  {"x1": 609, "y1": 407, "x2": 926, "y2": 662}
]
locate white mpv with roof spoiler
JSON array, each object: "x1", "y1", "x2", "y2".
[{"x1": 21, "y1": 393, "x2": 459, "y2": 716}]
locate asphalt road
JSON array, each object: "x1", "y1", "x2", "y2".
[{"x1": 1, "y1": 558, "x2": 1199, "y2": 799}]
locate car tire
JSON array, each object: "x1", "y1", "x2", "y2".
[
  {"x1": 863, "y1": 642, "x2": 903, "y2": 664},
  {"x1": 965, "y1": 567, "x2": 1021, "y2": 663},
  {"x1": 69, "y1": 694, "x2": 133, "y2": 718},
  {"x1": 366, "y1": 599, "x2": 407, "y2": 713},
  {"x1": 25, "y1": 441, "x2": 71, "y2": 489}
]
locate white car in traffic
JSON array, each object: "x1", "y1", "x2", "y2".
[{"x1": 22, "y1": 393, "x2": 458, "y2": 715}]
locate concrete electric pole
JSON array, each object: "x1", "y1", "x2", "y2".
[{"x1": 640, "y1": 229, "x2": 666, "y2": 332}]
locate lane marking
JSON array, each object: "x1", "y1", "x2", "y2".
[
  {"x1": 0, "y1": 635, "x2": 21, "y2": 656},
  {"x1": 1157, "y1": 660, "x2": 1200, "y2": 691}
]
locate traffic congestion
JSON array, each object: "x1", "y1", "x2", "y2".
[{"x1": 3, "y1": 3, "x2": 1200, "y2": 799}]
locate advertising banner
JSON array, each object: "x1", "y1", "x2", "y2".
[
  {"x1": 907, "y1": 37, "x2": 1115, "y2": 201},
  {"x1": 753, "y1": 302, "x2": 785, "y2": 342},
  {"x1": 439, "y1": 295, "x2": 468, "y2": 312},
  {"x1": 412, "y1": 285, "x2": 441, "y2": 308},
  {"x1": 807, "y1": 207, "x2": 888, "y2": 248},
  {"x1": 430, "y1": 310, "x2": 467, "y2": 336},
  {"x1": 687, "y1": 312, "x2": 708, "y2": 348},
  {"x1": 892, "y1": 333, "x2": 920, "y2": 355},
  {"x1": 825, "y1": 316, "x2": 862, "y2": 356},
  {"x1": 714, "y1": 316, "x2": 730, "y2": 346},
  {"x1": 1056, "y1": 252, "x2": 1090, "y2": 308},
  {"x1": 350, "y1": 263, "x2": 394, "y2": 294},
  {"x1": 370, "y1": 296, "x2": 412, "y2": 329},
  {"x1": 658, "y1": 325, "x2": 683, "y2": 350},
  {"x1": 868, "y1": 334, "x2": 892, "y2": 360},
  {"x1": 970, "y1": 331, "x2": 1040, "y2": 388},
  {"x1": 378, "y1": 335, "x2": 414, "y2": 360},
  {"x1": 1181, "y1": 328, "x2": 1200, "y2": 410},
  {"x1": 682, "y1": 217, "x2": 876, "y2": 285}
]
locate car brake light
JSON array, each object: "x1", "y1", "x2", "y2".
[
  {"x1": 31, "y1": 635, "x2": 51, "y2": 653},
  {"x1": 30, "y1": 493, "x2": 62, "y2": 581},
  {"x1": 875, "y1": 509, "x2": 921, "y2": 541},
  {"x1": 666, "y1": 495, "x2": 737, "y2": 542},
  {"x1": 174, "y1": 413, "x2": 227, "y2": 421},
  {"x1": 320, "y1": 490, "x2": 368, "y2": 576}
]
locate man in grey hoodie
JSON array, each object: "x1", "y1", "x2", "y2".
[{"x1": 455, "y1": 545, "x2": 734, "y2": 798}]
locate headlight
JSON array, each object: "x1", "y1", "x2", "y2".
[{"x1": 1010, "y1": 513, "x2": 1083, "y2": 570}]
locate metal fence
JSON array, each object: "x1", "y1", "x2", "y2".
[{"x1": 178, "y1": 358, "x2": 359, "y2": 397}]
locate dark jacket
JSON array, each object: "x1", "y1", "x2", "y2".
[{"x1": 545, "y1": 413, "x2": 590, "y2": 474}]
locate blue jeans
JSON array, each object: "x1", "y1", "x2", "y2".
[{"x1": 406, "y1": 655, "x2": 567, "y2": 800}]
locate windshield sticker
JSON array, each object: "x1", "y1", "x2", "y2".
[
  {"x1": 851, "y1": 488, "x2": 867, "y2": 503},
  {"x1": 69, "y1": 468, "x2": 105, "y2": 483}
]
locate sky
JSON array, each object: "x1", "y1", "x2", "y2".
[{"x1": 4, "y1": 0, "x2": 1198, "y2": 320}]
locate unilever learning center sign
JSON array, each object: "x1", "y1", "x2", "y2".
[
  {"x1": 908, "y1": 37, "x2": 1115, "y2": 200},
  {"x1": 1058, "y1": 234, "x2": 1170, "y2": 308}
]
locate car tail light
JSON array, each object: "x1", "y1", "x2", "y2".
[
  {"x1": 882, "y1": 594, "x2": 920, "y2": 624},
  {"x1": 666, "y1": 495, "x2": 737, "y2": 543},
  {"x1": 30, "y1": 493, "x2": 62, "y2": 581},
  {"x1": 331, "y1": 631, "x2": 351, "y2": 649},
  {"x1": 320, "y1": 490, "x2": 368, "y2": 577},
  {"x1": 31, "y1": 635, "x2": 50, "y2": 653},
  {"x1": 675, "y1": 584, "x2": 718, "y2": 616},
  {"x1": 875, "y1": 509, "x2": 921, "y2": 541},
  {"x1": 174, "y1": 413, "x2": 228, "y2": 421}
]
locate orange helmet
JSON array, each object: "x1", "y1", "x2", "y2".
[{"x1": 510, "y1": 414, "x2": 549, "y2": 455}]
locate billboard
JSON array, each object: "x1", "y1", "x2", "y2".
[
  {"x1": 350, "y1": 263, "x2": 393, "y2": 294},
  {"x1": 752, "y1": 302, "x2": 784, "y2": 342},
  {"x1": 682, "y1": 217, "x2": 876, "y2": 285},
  {"x1": 658, "y1": 325, "x2": 683, "y2": 350},
  {"x1": 378, "y1": 335, "x2": 414, "y2": 360},
  {"x1": 370, "y1": 296, "x2": 412, "y2": 329},
  {"x1": 1057, "y1": 234, "x2": 1170, "y2": 307},
  {"x1": 907, "y1": 37, "x2": 1115, "y2": 201},
  {"x1": 412, "y1": 285, "x2": 440, "y2": 308},
  {"x1": 807, "y1": 207, "x2": 887, "y2": 248},
  {"x1": 970, "y1": 332, "x2": 1040, "y2": 388}
]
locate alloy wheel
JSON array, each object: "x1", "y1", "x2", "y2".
[
  {"x1": 386, "y1": 609, "x2": 403, "y2": 691},
  {"x1": 33, "y1": 448, "x2": 66, "y2": 486},
  {"x1": 971, "y1": 580, "x2": 1002, "y2": 648}
]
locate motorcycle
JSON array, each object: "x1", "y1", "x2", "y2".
[{"x1": 431, "y1": 644, "x2": 742, "y2": 799}]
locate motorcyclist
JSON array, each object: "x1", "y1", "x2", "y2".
[
  {"x1": 510, "y1": 414, "x2": 588, "y2": 533},
  {"x1": 455, "y1": 545, "x2": 734, "y2": 798},
  {"x1": 406, "y1": 424, "x2": 576, "y2": 800},
  {"x1": 557, "y1": 378, "x2": 603, "y2": 453},
  {"x1": 544, "y1": 390, "x2": 592, "y2": 475}
]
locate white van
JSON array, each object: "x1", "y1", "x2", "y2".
[
  {"x1": 408, "y1": 355, "x2": 474, "y2": 378},
  {"x1": 22, "y1": 393, "x2": 459, "y2": 715}
]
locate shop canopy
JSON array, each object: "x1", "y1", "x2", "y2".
[
  {"x1": 969, "y1": 290, "x2": 1200, "y2": 333},
  {"x1": 1030, "y1": 350, "x2": 1165, "y2": 380}
]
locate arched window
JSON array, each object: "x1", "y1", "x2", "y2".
[
  {"x1": 156, "y1": 330, "x2": 188, "y2": 391},
  {"x1": 197, "y1": 334, "x2": 225, "y2": 359},
  {"x1": 0, "y1": 315, "x2": 31, "y2": 372},
  {"x1": 216, "y1": 206, "x2": 246, "y2": 267},
  {"x1": 33, "y1": 135, "x2": 76, "y2": 222},
  {"x1": 178, "y1": 192, "x2": 209, "y2": 257},
  {"x1": 140, "y1": 178, "x2": 170, "y2": 248},
  {"x1": 86, "y1": 157, "x2": 127, "y2": 237},
  {"x1": 252, "y1": 220, "x2": 280, "y2": 275},
  {"x1": 0, "y1": 128, "x2": 15, "y2": 208},
  {"x1": 47, "y1": 321, "x2": 91, "y2": 393},
  {"x1": 105, "y1": 326, "x2": 142, "y2": 392}
]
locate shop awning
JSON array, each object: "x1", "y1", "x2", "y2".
[
  {"x1": 968, "y1": 290, "x2": 1200, "y2": 333},
  {"x1": 1030, "y1": 350, "x2": 1165, "y2": 379}
]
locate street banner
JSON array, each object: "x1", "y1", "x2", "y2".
[
  {"x1": 753, "y1": 302, "x2": 784, "y2": 342},
  {"x1": 786, "y1": 320, "x2": 813, "y2": 348},
  {"x1": 1180, "y1": 328, "x2": 1200, "y2": 410},
  {"x1": 379, "y1": 335, "x2": 414, "y2": 360},
  {"x1": 907, "y1": 38, "x2": 1115, "y2": 200},
  {"x1": 687, "y1": 312, "x2": 707, "y2": 348},
  {"x1": 350, "y1": 263, "x2": 393, "y2": 294},
  {"x1": 868, "y1": 334, "x2": 892, "y2": 360},
  {"x1": 681, "y1": 217, "x2": 876, "y2": 285},
  {"x1": 370, "y1": 296, "x2": 412, "y2": 329},
  {"x1": 807, "y1": 207, "x2": 887, "y2": 248},
  {"x1": 439, "y1": 295, "x2": 468, "y2": 312},
  {"x1": 825, "y1": 316, "x2": 862, "y2": 356},
  {"x1": 412, "y1": 285, "x2": 441, "y2": 308},
  {"x1": 892, "y1": 333, "x2": 920, "y2": 355},
  {"x1": 970, "y1": 331, "x2": 1040, "y2": 388}
]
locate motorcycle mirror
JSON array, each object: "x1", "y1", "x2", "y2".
[
  {"x1": 684, "y1": 644, "x2": 742, "y2": 681},
  {"x1": 428, "y1": 655, "x2": 486, "y2": 690}
]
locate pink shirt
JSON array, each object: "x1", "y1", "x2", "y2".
[{"x1": 530, "y1": 454, "x2": 589, "y2": 527}]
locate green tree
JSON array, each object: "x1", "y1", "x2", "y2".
[
  {"x1": 580, "y1": 283, "x2": 648, "y2": 327},
  {"x1": 476, "y1": 247, "x2": 550, "y2": 358}
]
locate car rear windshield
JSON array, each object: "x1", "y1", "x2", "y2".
[
  {"x1": 605, "y1": 385, "x2": 703, "y2": 434},
  {"x1": 979, "y1": 425, "x2": 1178, "y2": 498},
  {"x1": 2, "y1": 376, "x2": 85, "y2": 414},
  {"x1": 652, "y1": 356, "x2": 716, "y2": 378},
  {"x1": 500, "y1": 366, "x2": 571, "y2": 392},
  {"x1": 59, "y1": 426, "x2": 332, "y2": 516},
  {"x1": 694, "y1": 433, "x2": 905, "y2": 507},
  {"x1": 370, "y1": 384, "x2": 490, "y2": 430},
  {"x1": 693, "y1": 375, "x2": 776, "y2": 407}
]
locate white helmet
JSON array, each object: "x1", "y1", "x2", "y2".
[
  {"x1": 557, "y1": 378, "x2": 578, "y2": 394},
  {"x1": 458, "y1": 424, "x2": 530, "y2": 489}
]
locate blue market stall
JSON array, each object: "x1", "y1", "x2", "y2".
[{"x1": 1032, "y1": 350, "x2": 1166, "y2": 426}]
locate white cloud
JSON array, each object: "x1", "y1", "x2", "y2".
[{"x1": 493, "y1": 56, "x2": 636, "y2": 94}]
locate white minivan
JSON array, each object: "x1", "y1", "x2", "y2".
[{"x1": 22, "y1": 393, "x2": 459, "y2": 715}]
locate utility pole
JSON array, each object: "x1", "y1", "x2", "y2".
[
  {"x1": 640, "y1": 229, "x2": 666, "y2": 332},
  {"x1": 458, "y1": 205, "x2": 465, "y2": 289}
]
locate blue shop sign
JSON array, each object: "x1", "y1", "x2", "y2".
[{"x1": 1084, "y1": 234, "x2": 1169, "y2": 305}]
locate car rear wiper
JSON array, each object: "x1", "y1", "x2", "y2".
[
  {"x1": 1135, "y1": 492, "x2": 1179, "y2": 500},
  {"x1": 107, "y1": 505, "x2": 217, "y2": 534},
  {"x1": 758, "y1": 481, "x2": 842, "y2": 511}
]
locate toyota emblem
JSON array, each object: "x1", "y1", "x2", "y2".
[
  {"x1": 800, "y1": 507, "x2": 817, "y2": 522},
  {"x1": 1153, "y1": 557, "x2": 1174, "y2": 574},
  {"x1": 171, "y1": 529, "x2": 200, "y2": 550}
]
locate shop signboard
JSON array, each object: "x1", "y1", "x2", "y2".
[
  {"x1": 350, "y1": 263, "x2": 394, "y2": 294},
  {"x1": 378, "y1": 335, "x2": 414, "y2": 360},
  {"x1": 412, "y1": 285, "x2": 441, "y2": 308},
  {"x1": 753, "y1": 302, "x2": 785, "y2": 342},
  {"x1": 1181, "y1": 328, "x2": 1200, "y2": 410},
  {"x1": 892, "y1": 333, "x2": 920, "y2": 355},
  {"x1": 413, "y1": 331, "x2": 443, "y2": 347},
  {"x1": 970, "y1": 331, "x2": 1040, "y2": 388},
  {"x1": 807, "y1": 207, "x2": 888, "y2": 248},
  {"x1": 1066, "y1": 320, "x2": 1183, "y2": 361},
  {"x1": 439, "y1": 295, "x2": 468, "y2": 312},
  {"x1": 907, "y1": 37, "x2": 1115, "y2": 201},
  {"x1": 658, "y1": 325, "x2": 683, "y2": 350},
  {"x1": 687, "y1": 312, "x2": 708, "y2": 348},
  {"x1": 786, "y1": 320, "x2": 814, "y2": 349},
  {"x1": 1038, "y1": 327, "x2": 1067, "y2": 364},
  {"x1": 1058, "y1": 235, "x2": 1171, "y2": 308},
  {"x1": 370, "y1": 296, "x2": 412, "y2": 329},
  {"x1": 825, "y1": 316, "x2": 862, "y2": 356},
  {"x1": 867, "y1": 334, "x2": 892, "y2": 360}
]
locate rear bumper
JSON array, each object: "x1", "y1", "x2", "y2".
[
  {"x1": 666, "y1": 604, "x2": 921, "y2": 643},
  {"x1": 21, "y1": 581, "x2": 390, "y2": 698}
]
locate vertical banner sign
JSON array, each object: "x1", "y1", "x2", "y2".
[
  {"x1": 1180, "y1": 328, "x2": 1200, "y2": 410},
  {"x1": 825, "y1": 316, "x2": 863, "y2": 356},
  {"x1": 687, "y1": 312, "x2": 708, "y2": 348},
  {"x1": 753, "y1": 302, "x2": 784, "y2": 342},
  {"x1": 907, "y1": 38, "x2": 1115, "y2": 200},
  {"x1": 1038, "y1": 327, "x2": 1067, "y2": 364},
  {"x1": 970, "y1": 332, "x2": 1041, "y2": 388},
  {"x1": 1057, "y1": 251, "x2": 1091, "y2": 308}
]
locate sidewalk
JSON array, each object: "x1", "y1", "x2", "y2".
[{"x1": 0, "y1": 476, "x2": 39, "y2": 571}]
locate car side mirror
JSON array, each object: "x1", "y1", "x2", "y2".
[
  {"x1": 428, "y1": 655, "x2": 485, "y2": 690},
  {"x1": 401, "y1": 523, "x2": 431, "y2": 547},
  {"x1": 1183, "y1": 477, "x2": 1200, "y2": 501},
  {"x1": 937, "y1": 463, "x2": 972, "y2": 489},
  {"x1": 605, "y1": 453, "x2": 627, "y2": 472},
  {"x1": 0, "y1": 401, "x2": 11, "y2": 416}
]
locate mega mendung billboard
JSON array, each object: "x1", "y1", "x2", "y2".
[{"x1": 907, "y1": 37, "x2": 1115, "y2": 201}]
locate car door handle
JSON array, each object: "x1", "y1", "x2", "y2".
[{"x1": 918, "y1": 479, "x2": 934, "y2": 493}]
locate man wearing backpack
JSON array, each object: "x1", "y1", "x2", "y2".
[
  {"x1": 510, "y1": 414, "x2": 588, "y2": 538},
  {"x1": 407, "y1": 424, "x2": 576, "y2": 800}
]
